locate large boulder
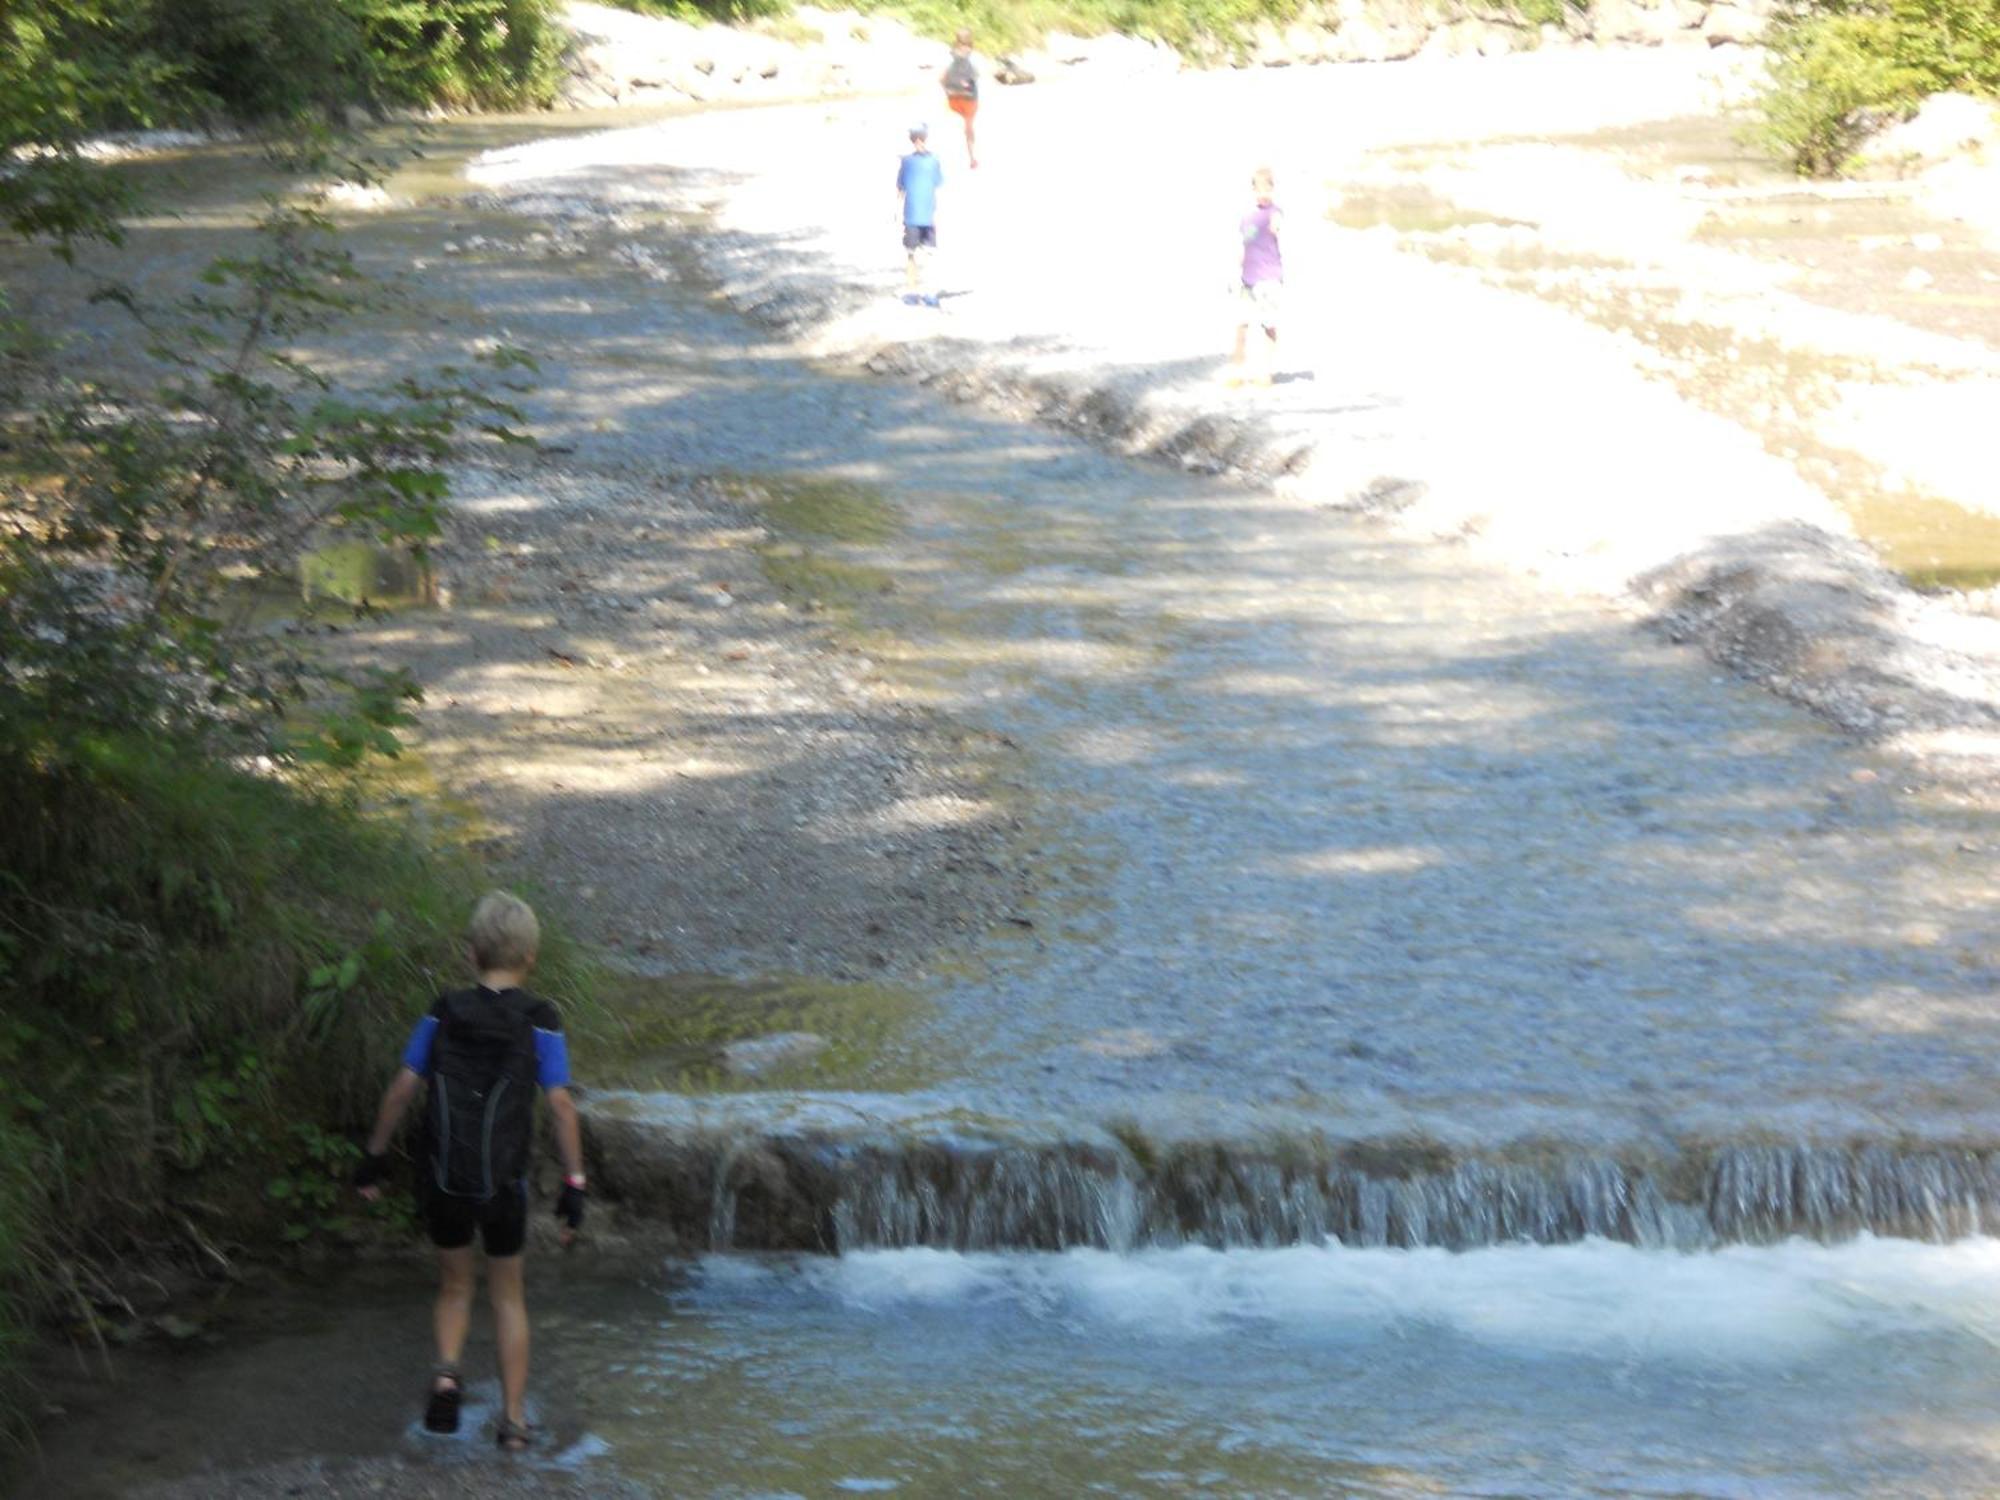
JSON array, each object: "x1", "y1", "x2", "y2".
[
  {"x1": 1323, "y1": 0, "x2": 1428, "y2": 61},
  {"x1": 1860, "y1": 92, "x2": 2000, "y2": 172},
  {"x1": 1702, "y1": 4, "x2": 1767, "y2": 46},
  {"x1": 1584, "y1": 0, "x2": 1694, "y2": 46}
]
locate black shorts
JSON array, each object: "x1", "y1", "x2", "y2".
[
  {"x1": 903, "y1": 224, "x2": 937, "y2": 251},
  {"x1": 425, "y1": 1182, "x2": 528, "y2": 1257}
]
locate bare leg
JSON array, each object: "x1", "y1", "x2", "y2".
[
  {"x1": 965, "y1": 115, "x2": 978, "y2": 168},
  {"x1": 487, "y1": 1252, "x2": 531, "y2": 1429},
  {"x1": 433, "y1": 1245, "x2": 477, "y2": 1381},
  {"x1": 1228, "y1": 321, "x2": 1248, "y2": 382},
  {"x1": 906, "y1": 249, "x2": 920, "y2": 294},
  {"x1": 1259, "y1": 325, "x2": 1279, "y2": 383}
]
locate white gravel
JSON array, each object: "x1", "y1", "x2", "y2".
[{"x1": 467, "y1": 50, "x2": 2000, "y2": 758}]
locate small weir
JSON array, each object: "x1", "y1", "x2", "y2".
[{"x1": 589, "y1": 1106, "x2": 2000, "y2": 1254}]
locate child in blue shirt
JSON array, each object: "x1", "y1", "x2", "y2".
[
  {"x1": 353, "y1": 891, "x2": 586, "y2": 1453},
  {"x1": 896, "y1": 123, "x2": 943, "y2": 304}
]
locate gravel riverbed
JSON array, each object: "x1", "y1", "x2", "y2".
[{"x1": 464, "y1": 50, "x2": 2000, "y2": 771}]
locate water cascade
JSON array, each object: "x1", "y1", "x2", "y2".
[{"x1": 587, "y1": 1108, "x2": 2000, "y2": 1254}]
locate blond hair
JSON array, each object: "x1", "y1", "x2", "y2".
[{"x1": 468, "y1": 890, "x2": 540, "y2": 971}]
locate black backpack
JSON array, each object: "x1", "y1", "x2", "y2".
[{"x1": 424, "y1": 987, "x2": 539, "y2": 1202}]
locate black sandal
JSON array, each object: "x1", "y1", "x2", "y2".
[
  {"x1": 423, "y1": 1367, "x2": 463, "y2": 1434},
  {"x1": 495, "y1": 1416, "x2": 535, "y2": 1453}
]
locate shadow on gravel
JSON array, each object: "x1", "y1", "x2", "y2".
[{"x1": 23, "y1": 174, "x2": 2000, "y2": 1125}]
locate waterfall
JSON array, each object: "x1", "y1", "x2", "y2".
[{"x1": 585, "y1": 1107, "x2": 2000, "y2": 1255}]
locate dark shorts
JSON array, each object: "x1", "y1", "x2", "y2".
[
  {"x1": 425, "y1": 1182, "x2": 528, "y2": 1257},
  {"x1": 903, "y1": 224, "x2": 937, "y2": 251}
]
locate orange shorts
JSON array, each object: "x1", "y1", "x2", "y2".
[{"x1": 947, "y1": 95, "x2": 978, "y2": 122}]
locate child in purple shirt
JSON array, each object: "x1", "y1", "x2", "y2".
[{"x1": 1229, "y1": 167, "x2": 1283, "y2": 387}]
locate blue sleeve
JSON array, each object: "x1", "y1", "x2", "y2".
[
  {"x1": 534, "y1": 1026, "x2": 571, "y2": 1089},
  {"x1": 896, "y1": 157, "x2": 909, "y2": 191},
  {"x1": 400, "y1": 1014, "x2": 439, "y2": 1077}
]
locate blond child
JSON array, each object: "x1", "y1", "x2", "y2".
[{"x1": 354, "y1": 891, "x2": 586, "y2": 1452}]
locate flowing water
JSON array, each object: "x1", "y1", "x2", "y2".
[
  {"x1": 29, "y1": 1244, "x2": 2000, "y2": 1496},
  {"x1": 26, "y1": 84, "x2": 2000, "y2": 1493}
]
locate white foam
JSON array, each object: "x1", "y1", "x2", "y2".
[{"x1": 725, "y1": 1237, "x2": 2000, "y2": 1364}]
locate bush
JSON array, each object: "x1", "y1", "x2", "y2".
[
  {"x1": 1752, "y1": 0, "x2": 2000, "y2": 175},
  {"x1": 0, "y1": 0, "x2": 563, "y2": 132},
  {"x1": 0, "y1": 125, "x2": 582, "y2": 1437},
  {"x1": 0, "y1": 734, "x2": 599, "y2": 1401},
  {"x1": 341, "y1": 0, "x2": 568, "y2": 111},
  {"x1": 608, "y1": 0, "x2": 794, "y2": 20}
]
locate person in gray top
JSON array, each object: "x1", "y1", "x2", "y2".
[{"x1": 941, "y1": 28, "x2": 979, "y2": 168}]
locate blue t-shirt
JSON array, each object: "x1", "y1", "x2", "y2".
[
  {"x1": 401, "y1": 986, "x2": 570, "y2": 1088},
  {"x1": 897, "y1": 150, "x2": 942, "y2": 227}
]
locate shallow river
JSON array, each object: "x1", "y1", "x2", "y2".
[
  {"x1": 28, "y1": 86, "x2": 2000, "y2": 1494},
  {"x1": 404, "y1": 153, "x2": 2000, "y2": 1143},
  {"x1": 33, "y1": 1241, "x2": 2000, "y2": 1496}
]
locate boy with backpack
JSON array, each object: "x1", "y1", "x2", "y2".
[{"x1": 353, "y1": 890, "x2": 586, "y2": 1453}]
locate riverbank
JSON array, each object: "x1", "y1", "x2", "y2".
[
  {"x1": 18, "y1": 55, "x2": 2000, "y2": 1495},
  {"x1": 468, "y1": 49, "x2": 2000, "y2": 778}
]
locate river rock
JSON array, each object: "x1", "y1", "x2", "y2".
[
  {"x1": 1702, "y1": 4, "x2": 1766, "y2": 46},
  {"x1": 722, "y1": 1030, "x2": 830, "y2": 1077},
  {"x1": 1324, "y1": 0, "x2": 1429, "y2": 60},
  {"x1": 1860, "y1": 92, "x2": 2000, "y2": 172},
  {"x1": 1584, "y1": 0, "x2": 1684, "y2": 46}
]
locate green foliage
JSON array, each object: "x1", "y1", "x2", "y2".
[
  {"x1": 609, "y1": 0, "x2": 794, "y2": 20},
  {"x1": 1, "y1": 160, "x2": 535, "y2": 765},
  {"x1": 1751, "y1": 0, "x2": 2000, "y2": 174},
  {"x1": 0, "y1": 116, "x2": 579, "y2": 1439},
  {"x1": 0, "y1": 0, "x2": 561, "y2": 136},
  {"x1": 858, "y1": 0, "x2": 1309, "y2": 54},
  {"x1": 606, "y1": 0, "x2": 1310, "y2": 55},
  {"x1": 1511, "y1": 0, "x2": 1588, "y2": 27},
  {"x1": 268, "y1": 1124, "x2": 414, "y2": 1242},
  {"x1": 0, "y1": 1, "x2": 184, "y2": 257},
  {"x1": 0, "y1": 735, "x2": 590, "y2": 1266},
  {"x1": 1885, "y1": 0, "x2": 2000, "y2": 92},
  {"x1": 337, "y1": 0, "x2": 568, "y2": 111}
]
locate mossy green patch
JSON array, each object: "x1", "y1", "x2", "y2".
[
  {"x1": 1327, "y1": 184, "x2": 1531, "y2": 236},
  {"x1": 582, "y1": 971, "x2": 947, "y2": 1092},
  {"x1": 1843, "y1": 485, "x2": 2000, "y2": 592},
  {"x1": 721, "y1": 472, "x2": 907, "y2": 615},
  {"x1": 758, "y1": 545, "x2": 899, "y2": 607},
  {"x1": 299, "y1": 541, "x2": 437, "y2": 610},
  {"x1": 739, "y1": 473, "x2": 903, "y2": 545}
]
